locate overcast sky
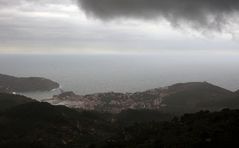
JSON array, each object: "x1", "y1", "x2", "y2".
[{"x1": 1, "y1": 0, "x2": 239, "y2": 54}]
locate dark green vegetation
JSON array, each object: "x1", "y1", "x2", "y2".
[
  {"x1": 236, "y1": 90, "x2": 239, "y2": 95},
  {"x1": 0, "y1": 94, "x2": 113, "y2": 148},
  {"x1": 1, "y1": 93, "x2": 239, "y2": 147},
  {"x1": 0, "y1": 93, "x2": 35, "y2": 112},
  {"x1": 115, "y1": 109, "x2": 172, "y2": 126},
  {"x1": 0, "y1": 74, "x2": 59, "y2": 93},
  {"x1": 103, "y1": 109, "x2": 239, "y2": 148},
  {"x1": 160, "y1": 82, "x2": 239, "y2": 114}
]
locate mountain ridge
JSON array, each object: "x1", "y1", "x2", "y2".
[
  {"x1": 0, "y1": 93, "x2": 35, "y2": 112},
  {"x1": 0, "y1": 73, "x2": 60, "y2": 93},
  {"x1": 0, "y1": 94, "x2": 239, "y2": 147}
]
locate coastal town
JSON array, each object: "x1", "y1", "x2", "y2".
[{"x1": 44, "y1": 87, "x2": 168, "y2": 113}]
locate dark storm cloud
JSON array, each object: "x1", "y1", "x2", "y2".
[{"x1": 77, "y1": 0, "x2": 239, "y2": 30}]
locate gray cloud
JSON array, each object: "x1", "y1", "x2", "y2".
[
  {"x1": 0, "y1": 0, "x2": 72, "y2": 8},
  {"x1": 77, "y1": 0, "x2": 239, "y2": 31},
  {"x1": 0, "y1": 0, "x2": 239, "y2": 53}
]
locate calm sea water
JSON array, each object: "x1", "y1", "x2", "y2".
[{"x1": 0, "y1": 53, "x2": 239, "y2": 100}]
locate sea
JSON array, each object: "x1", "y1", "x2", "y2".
[{"x1": 0, "y1": 53, "x2": 239, "y2": 100}]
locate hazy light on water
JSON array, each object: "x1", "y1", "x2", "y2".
[{"x1": 0, "y1": 51, "x2": 239, "y2": 99}]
